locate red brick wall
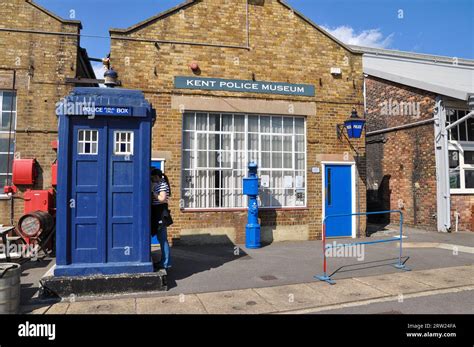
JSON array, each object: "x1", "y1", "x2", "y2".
[
  {"x1": 111, "y1": 0, "x2": 366, "y2": 243},
  {"x1": 451, "y1": 195, "x2": 474, "y2": 232},
  {"x1": 365, "y1": 76, "x2": 438, "y2": 229}
]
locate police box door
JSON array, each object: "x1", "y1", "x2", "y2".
[{"x1": 70, "y1": 119, "x2": 140, "y2": 264}]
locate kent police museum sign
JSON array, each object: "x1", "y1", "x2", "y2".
[{"x1": 175, "y1": 76, "x2": 315, "y2": 97}]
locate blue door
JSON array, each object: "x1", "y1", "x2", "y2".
[
  {"x1": 70, "y1": 120, "x2": 141, "y2": 264},
  {"x1": 107, "y1": 121, "x2": 140, "y2": 262},
  {"x1": 71, "y1": 121, "x2": 107, "y2": 264},
  {"x1": 325, "y1": 165, "x2": 353, "y2": 238}
]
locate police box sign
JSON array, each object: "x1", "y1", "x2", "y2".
[
  {"x1": 174, "y1": 76, "x2": 315, "y2": 97},
  {"x1": 81, "y1": 106, "x2": 131, "y2": 116}
]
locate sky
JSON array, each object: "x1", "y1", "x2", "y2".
[{"x1": 35, "y1": 0, "x2": 474, "y2": 78}]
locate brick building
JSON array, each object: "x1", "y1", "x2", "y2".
[
  {"x1": 109, "y1": 0, "x2": 367, "y2": 244},
  {"x1": 353, "y1": 46, "x2": 474, "y2": 232},
  {"x1": 0, "y1": 0, "x2": 95, "y2": 225}
]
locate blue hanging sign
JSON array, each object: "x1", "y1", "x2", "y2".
[{"x1": 175, "y1": 76, "x2": 315, "y2": 97}]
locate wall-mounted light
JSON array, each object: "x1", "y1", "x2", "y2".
[{"x1": 337, "y1": 108, "x2": 366, "y2": 140}]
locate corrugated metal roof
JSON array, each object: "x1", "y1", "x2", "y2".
[{"x1": 350, "y1": 45, "x2": 474, "y2": 101}]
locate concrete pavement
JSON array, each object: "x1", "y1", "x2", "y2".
[{"x1": 21, "y1": 264, "x2": 474, "y2": 314}]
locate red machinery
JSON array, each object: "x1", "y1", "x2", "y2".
[{"x1": 3, "y1": 142, "x2": 58, "y2": 259}]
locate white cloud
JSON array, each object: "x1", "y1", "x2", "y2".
[{"x1": 321, "y1": 25, "x2": 394, "y2": 49}]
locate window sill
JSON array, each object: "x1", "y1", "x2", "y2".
[{"x1": 450, "y1": 190, "x2": 474, "y2": 195}]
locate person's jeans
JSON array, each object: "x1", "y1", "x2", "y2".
[{"x1": 157, "y1": 223, "x2": 171, "y2": 269}]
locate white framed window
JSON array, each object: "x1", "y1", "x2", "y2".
[
  {"x1": 182, "y1": 112, "x2": 307, "y2": 209},
  {"x1": 0, "y1": 91, "x2": 17, "y2": 189},
  {"x1": 78, "y1": 130, "x2": 98, "y2": 155},
  {"x1": 114, "y1": 131, "x2": 134, "y2": 155},
  {"x1": 446, "y1": 108, "x2": 474, "y2": 194}
]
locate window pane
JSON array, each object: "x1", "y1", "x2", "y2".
[
  {"x1": 234, "y1": 133, "x2": 245, "y2": 151},
  {"x1": 261, "y1": 135, "x2": 271, "y2": 151},
  {"x1": 1, "y1": 112, "x2": 14, "y2": 130},
  {"x1": 0, "y1": 174, "x2": 11, "y2": 186},
  {"x1": 2, "y1": 92, "x2": 16, "y2": 111},
  {"x1": 283, "y1": 117, "x2": 293, "y2": 133},
  {"x1": 295, "y1": 135, "x2": 305, "y2": 152},
  {"x1": 234, "y1": 114, "x2": 245, "y2": 132},
  {"x1": 209, "y1": 113, "x2": 220, "y2": 132},
  {"x1": 197, "y1": 134, "x2": 207, "y2": 150},
  {"x1": 272, "y1": 153, "x2": 282, "y2": 168},
  {"x1": 248, "y1": 116, "x2": 258, "y2": 132},
  {"x1": 222, "y1": 134, "x2": 231, "y2": 150},
  {"x1": 449, "y1": 151, "x2": 459, "y2": 168},
  {"x1": 183, "y1": 132, "x2": 194, "y2": 150},
  {"x1": 283, "y1": 153, "x2": 292, "y2": 169},
  {"x1": 449, "y1": 170, "x2": 460, "y2": 189},
  {"x1": 295, "y1": 118, "x2": 304, "y2": 134},
  {"x1": 468, "y1": 117, "x2": 474, "y2": 141},
  {"x1": 283, "y1": 136, "x2": 292, "y2": 151},
  {"x1": 272, "y1": 135, "x2": 282, "y2": 151},
  {"x1": 183, "y1": 151, "x2": 193, "y2": 169},
  {"x1": 222, "y1": 114, "x2": 232, "y2": 132},
  {"x1": 260, "y1": 116, "x2": 270, "y2": 133},
  {"x1": 196, "y1": 113, "x2": 207, "y2": 131},
  {"x1": 296, "y1": 153, "x2": 305, "y2": 170},
  {"x1": 0, "y1": 153, "x2": 12, "y2": 173},
  {"x1": 261, "y1": 152, "x2": 270, "y2": 168},
  {"x1": 248, "y1": 134, "x2": 258, "y2": 151},
  {"x1": 465, "y1": 170, "x2": 474, "y2": 188},
  {"x1": 209, "y1": 133, "x2": 218, "y2": 151},
  {"x1": 272, "y1": 116, "x2": 282, "y2": 133},
  {"x1": 464, "y1": 151, "x2": 474, "y2": 165},
  {"x1": 197, "y1": 151, "x2": 207, "y2": 167},
  {"x1": 183, "y1": 113, "x2": 195, "y2": 131},
  {"x1": 0, "y1": 133, "x2": 14, "y2": 153}
]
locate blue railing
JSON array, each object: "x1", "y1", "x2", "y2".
[{"x1": 315, "y1": 210, "x2": 410, "y2": 285}]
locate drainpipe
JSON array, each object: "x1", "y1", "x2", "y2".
[{"x1": 434, "y1": 97, "x2": 450, "y2": 232}]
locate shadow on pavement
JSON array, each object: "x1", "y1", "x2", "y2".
[{"x1": 152, "y1": 235, "x2": 248, "y2": 290}]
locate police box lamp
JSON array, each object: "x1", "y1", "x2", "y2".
[{"x1": 337, "y1": 108, "x2": 366, "y2": 140}]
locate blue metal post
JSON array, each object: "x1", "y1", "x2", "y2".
[{"x1": 243, "y1": 162, "x2": 261, "y2": 249}]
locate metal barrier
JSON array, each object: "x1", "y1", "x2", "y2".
[{"x1": 314, "y1": 210, "x2": 410, "y2": 285}]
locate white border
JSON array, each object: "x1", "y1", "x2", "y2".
[
  {"x1": 321, "y1": 161, "x2": 356, "y2": 239},
  {"x1": 152, "y1": 158, "x2": 166, "y2": 172}
]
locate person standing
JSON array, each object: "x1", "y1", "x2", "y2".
[{"x1": 151, "y1": 168, "x2": 172, "y2": 270}]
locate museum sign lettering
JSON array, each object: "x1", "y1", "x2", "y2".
[{"x1": 174, "y1": 76, "x2": 315, "y2": 97}]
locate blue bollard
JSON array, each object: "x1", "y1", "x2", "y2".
[{"x1": 243, "y1": 162, "x2": 261, "y2": 249}]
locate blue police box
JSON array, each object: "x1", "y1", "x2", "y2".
[{"x1": 55, "y1": 88, "x2": 156, "y2": 276}]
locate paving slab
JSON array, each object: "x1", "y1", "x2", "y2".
[
  {"x1": 20, "y1": 304, "x2": 50, "y2": 315},
  {"x1": 354, "y1": 273, "x2": 435, "y2": 295},
  {"x1": 403, "y1": 266, "x2": 474, "y2": 289},
  {"x1": 66, "y1": 298, "x2": 136, "y2": 314},
  {"x1": 253, "y1": 284, "x2": 328, "y2": 311},
  {"x1": 306, "y1": 278, "x2": 390, "y2": 304},
  {"x1": 197, "y1": 289, "x2": 275, "y2": 314},
  {"x1": 136, "y1": 294, "x2": 207, "y2": 314},
  {"x1": 45, "y1": 303, "x2": 69, "y2": 315}
]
